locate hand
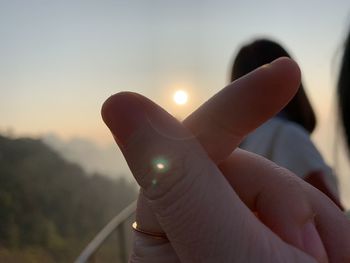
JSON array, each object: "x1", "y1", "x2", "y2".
[{"x1": 102, "y1": 58, "x2": 350, "y2": 262}]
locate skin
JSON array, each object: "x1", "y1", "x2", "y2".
[{"x1": 102, "y1": 58, "x2": 350, "y2": 262}]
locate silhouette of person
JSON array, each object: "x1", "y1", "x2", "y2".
[{"x1": 232, "y1": 38, "x2": 343, "y2": 209}]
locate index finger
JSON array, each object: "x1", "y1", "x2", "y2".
[{"x1": 184, "y1": 57, "x2": 301, "y2": 162}]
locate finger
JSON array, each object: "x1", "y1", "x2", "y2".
[
  {"x1": 129, "y1": 191, "x2": 180, "y2": 262},
  {"x1": 219, "y1": 149, "x2": 328, "y2": 263},
  {"x1": 130, "y1": 232, "x2": 180, "y2": 263},
  {"x1": 102, "y1": 93, "x2": 316, "y2": 262},
  {"x1": 103, "y1": 93, "x2": 179, "y2": 262},
  {"x1": 303, "y1": 172, "x2": 344, "y2": 210},
  {"x1": 184, "y1": 57, "x2": 301, "y2": 162},
  {"x1": 304, "y1": 182, "x2": 350, "y2": 262}
]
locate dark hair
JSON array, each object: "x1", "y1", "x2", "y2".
[
  {"x1": 231, "y1": 39, "x2": 316, "y2": 133},
  {"x1": 338, "y1": 29, "x2": 350, "y2": 151}
]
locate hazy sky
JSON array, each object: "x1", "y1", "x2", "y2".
[
  {"x1": 1, "y1": 0, "x2": 349, "y2": 141},
  {"x1": 2, "y1": 0, "x2": 350, "y2": 203}
]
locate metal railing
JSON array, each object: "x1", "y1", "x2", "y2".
[{"x1": 75, "y1": 200, "x2": 137, "y2": 263}]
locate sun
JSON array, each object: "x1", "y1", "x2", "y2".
[{"x1": 173, "y1": 90, "x2": 188, "y2": 105}]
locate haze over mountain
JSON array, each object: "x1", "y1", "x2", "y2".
[{"x1": 42, "y1": 133, "x2": 132, "y2": 180}]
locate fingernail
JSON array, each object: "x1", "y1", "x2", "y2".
[
  {"x1": 101, "y1": 92, "x2": 147, "y2": 146},
  {"x1": 301, "y1": 220, "x2": 328, "y2": 263}
]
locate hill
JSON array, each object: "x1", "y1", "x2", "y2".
[{"x1": 0, "y1": 135, "x2": 137, "y2": 262}]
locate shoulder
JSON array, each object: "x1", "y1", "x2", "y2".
[
  {"x1": 274, "y1": 118, "x2": 318, "y2": 158},
  {"x1": 273, "y1": 120, "x2": 331, "y2": 177},
  {"x1": 244, "y1": 118, "x2": 309, "y2": 148},
  {"x1": 277, "y1": 120, "x2": 311, "y2": 145},
  {"x1": 241, "y1": 118, "x2": 283, "y2": 154}
]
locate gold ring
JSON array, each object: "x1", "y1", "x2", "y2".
[{"x1": 132, "y1": 222, "x2": 168, "y2": 240}]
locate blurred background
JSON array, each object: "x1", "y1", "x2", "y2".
[{"x1": 1, "y1": 0, "x2": 350, "y2": 262}]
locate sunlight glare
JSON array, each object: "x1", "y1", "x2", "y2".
[
  {"x1": 173, "y1": 90, "x2": 188, "y2": 105},
  {"x1": 156, "y1": 163, "x2": 165, "y2": 170}
]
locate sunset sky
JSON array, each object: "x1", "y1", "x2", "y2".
[{"x1": 2, "y1": 1, "x2": 350, "y2": 202}]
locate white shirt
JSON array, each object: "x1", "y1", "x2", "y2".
[{"x1": 240, "y1": 117, "x2": 339, "y2": 195}]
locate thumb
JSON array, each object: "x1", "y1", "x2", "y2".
[{"x1": 102, "y1": 92, "x2": 316, "y2": 262}]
